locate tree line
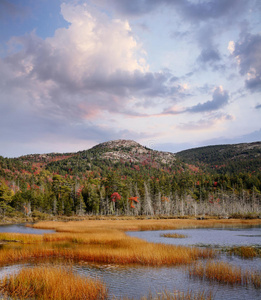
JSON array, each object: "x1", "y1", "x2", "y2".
[{"x1": 1, "y1": 158, "x2": 261, "y2": 218}]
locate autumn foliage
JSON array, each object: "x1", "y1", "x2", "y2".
[
  {"x1": 110, "y1": 192, "x2": 121, "y2": 202},
  {"x1": 129, "y1": 196, "x2": 139, "y2": 208}
]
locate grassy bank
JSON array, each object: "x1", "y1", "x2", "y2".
[
  {"x1": 1, "y1": 214, "x2": 261, "y2": 226},
  {"x1": 31, "y1": 218, "x2": 261, "y2": 232}
]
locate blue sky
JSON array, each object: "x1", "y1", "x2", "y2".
[{"x1": 1, "y1": 0, "x2": 261, "y2": 157}]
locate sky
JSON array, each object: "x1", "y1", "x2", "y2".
[{"x1": 0, "y1": 0, "x2": 261, "y2": 157}]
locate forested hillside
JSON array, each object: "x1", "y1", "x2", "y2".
[
  {"x1": 0, "y1": 140, "x2": 261, "y2": 220},
  {"x1": 176, "y1": 142, "x2": 261, "y2": 173}
]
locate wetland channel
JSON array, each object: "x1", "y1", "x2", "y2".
[{"x1": 0, "y1": 223, "x2": 260, "y2": 299}]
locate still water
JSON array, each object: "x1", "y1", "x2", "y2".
[
  {"x1": 0, "y1": 223, "x2": 55, "y2": 234},
  {"x1": 0, "y1": 224, "x2": 260, "y2": 299},
  {"x1": 127, "y1": 226, "x2": 261, "y2": 247}
]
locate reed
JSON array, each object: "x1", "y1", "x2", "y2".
[
  {"x1": 227, "y1": 246, "x2": 260, "y2": 259},
  {"x1": 32, "y1": 218, "x2": 261, "y2": 233},
  {"x1": 250, "y1": 270, "x2": 261, "y2": 288},
  {"x1": 0, "y1": 232, "x2": 43, "y2": 244},
  {"x1": 43, "y1": 229, "x2": 128, "y2": 245},
  {"x1": 189, "y1": 261, "x2": 261, "y2": 288},
  {"x1": 161, "y1": 233, "x2": 188, "y2": 238},
  {"x1": 0, "y1": 236, "x2": 215, "y2": 267},
  {"x1": 0, "y1": 266, "x2": 108, "y2": 300}
]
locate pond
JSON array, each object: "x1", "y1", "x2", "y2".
[
  {"x1": 0, "y1": 223, "x2": 55, "y2": 235},
  {"x1": 0, "y1": 224, "x2": 260, "y2": 299},
  {"x1": 127, "y1": 226, "x2": 261, "y2": 248}
]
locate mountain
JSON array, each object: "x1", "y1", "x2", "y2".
[
  {"x1": 1, "y1": 139, "x2": 261, "y2": 218},
  {"x1": 176, "y1": 141, "x2": 261, "y2": 173},
  {"x1": 1, "y1": 139, "x2": 261, "y2": 177},
  {"x1": 80, "y1": 139, "x2": 176, "y2": 164},
  {"x1": 44, "y1": 139, "x2": 178, "y2": 176}
]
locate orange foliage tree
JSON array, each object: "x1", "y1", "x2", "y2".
[{"x1": 129, "y1": 196, "x2": 139, "y2": 208}]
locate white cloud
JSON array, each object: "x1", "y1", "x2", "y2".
[
  {"x1": 57, "y1": 3, "x2": 147, "y2": 76},
  {"x1": 1, "y1": 3, "x2": 152, "y2": 120}
]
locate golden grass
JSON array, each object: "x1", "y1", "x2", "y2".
[
  {"x1": 0, "y1": 236, "x2": 215, "y2": 267},
  {"x1": 0, "y1": 232, "x2": 43, "y2": 244},
  {"x1": 43, "y1": 228, "x2": 128, "y2": 245},
  {"x1": 0, "y1": 266, "x2": 108, "y2": 300},
  {"x1": 189, "y1": 261, "x2": 261, "y2": 288},
  {"x1": 1, "y1": 219, "x2": 260, "y2": 299},
  {"x1": 1, "y1": 218, "x2": 260, "y2": 269},
  {"x1": 2, "y1": 218, "x2": 260, "y2": 267},
  {"x1": 32, "y1": 218, "x2": 261, "y2": 233},
  {"x1": 227, "y1": 246, "x2": 261, "y2": 259},
  {"x1": 161, "y1": 233, "x2": 188, "y2": 238}
]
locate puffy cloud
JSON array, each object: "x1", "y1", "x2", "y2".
[
  {"x1": 98, "y1": 0, "x2": 253, "y2": 72},
  {"x1": 231, "y1": 33, "x2": 261, "y2": 92},
  {"x1": 8, "y1": 4, "x2": 145, "y2": 86},
  {"x1": 0, "y1": 2, "x2": 180, "y2": 156},
  {"x1": 1, "y1": 3, "x2": 177, "y2": 122},
  {"x1": 186, "y1": 86, "x2": 229, "y2": 113}
]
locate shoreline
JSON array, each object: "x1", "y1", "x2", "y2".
[{"x1": 1, "y1": 214, "x2": 261, "y2": 227}]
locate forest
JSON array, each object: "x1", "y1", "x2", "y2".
[{"x1": 0, "y1": 140, "x2": 261, "y2": 220}]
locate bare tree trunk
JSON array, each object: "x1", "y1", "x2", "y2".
[{"x1": 143, "y1": 182, "x2": 154, "y2": 215}]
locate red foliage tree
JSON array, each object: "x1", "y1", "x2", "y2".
[{"x1": 110, "y1": 192, "x2": 121, "y2": 202}]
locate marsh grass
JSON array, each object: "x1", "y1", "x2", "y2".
[
  {"x1": 189, "y1": 261, "x2": 261, "y2": 288},
  {"x1": 32, "y1": 218, "x2": 261, "y2": 233},
  {"x1": 227, "y1": 246, "x2": 261, "y2": 259},
  {"x1": 3, "y1": 218, "x2": 260, "y2": 268},
  {"x1": 0, "y1": 266, "x2": 108, "y2": 299},
  {"x1": 43, "y1": 229, "x2": 128, "y2": 245},
  {"x1": 1, "y1": 219, "x2": 261, "y2": 300},
  {"x1": 0, "y1": 232, "x2": 43, "y2": 244},
  {"x1": 161, "y1": 233, "x2": 188, "y2": 238},
  {"x1": 0, "y1": 220, "x2": 218, "y2": 267},
  {"x1": 0, "y1": 237, "x2": 215, "y2": 267}
]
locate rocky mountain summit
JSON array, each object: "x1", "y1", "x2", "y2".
[{"x1": 87, "y1": 139, "x2": 176, "y2": 165}]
